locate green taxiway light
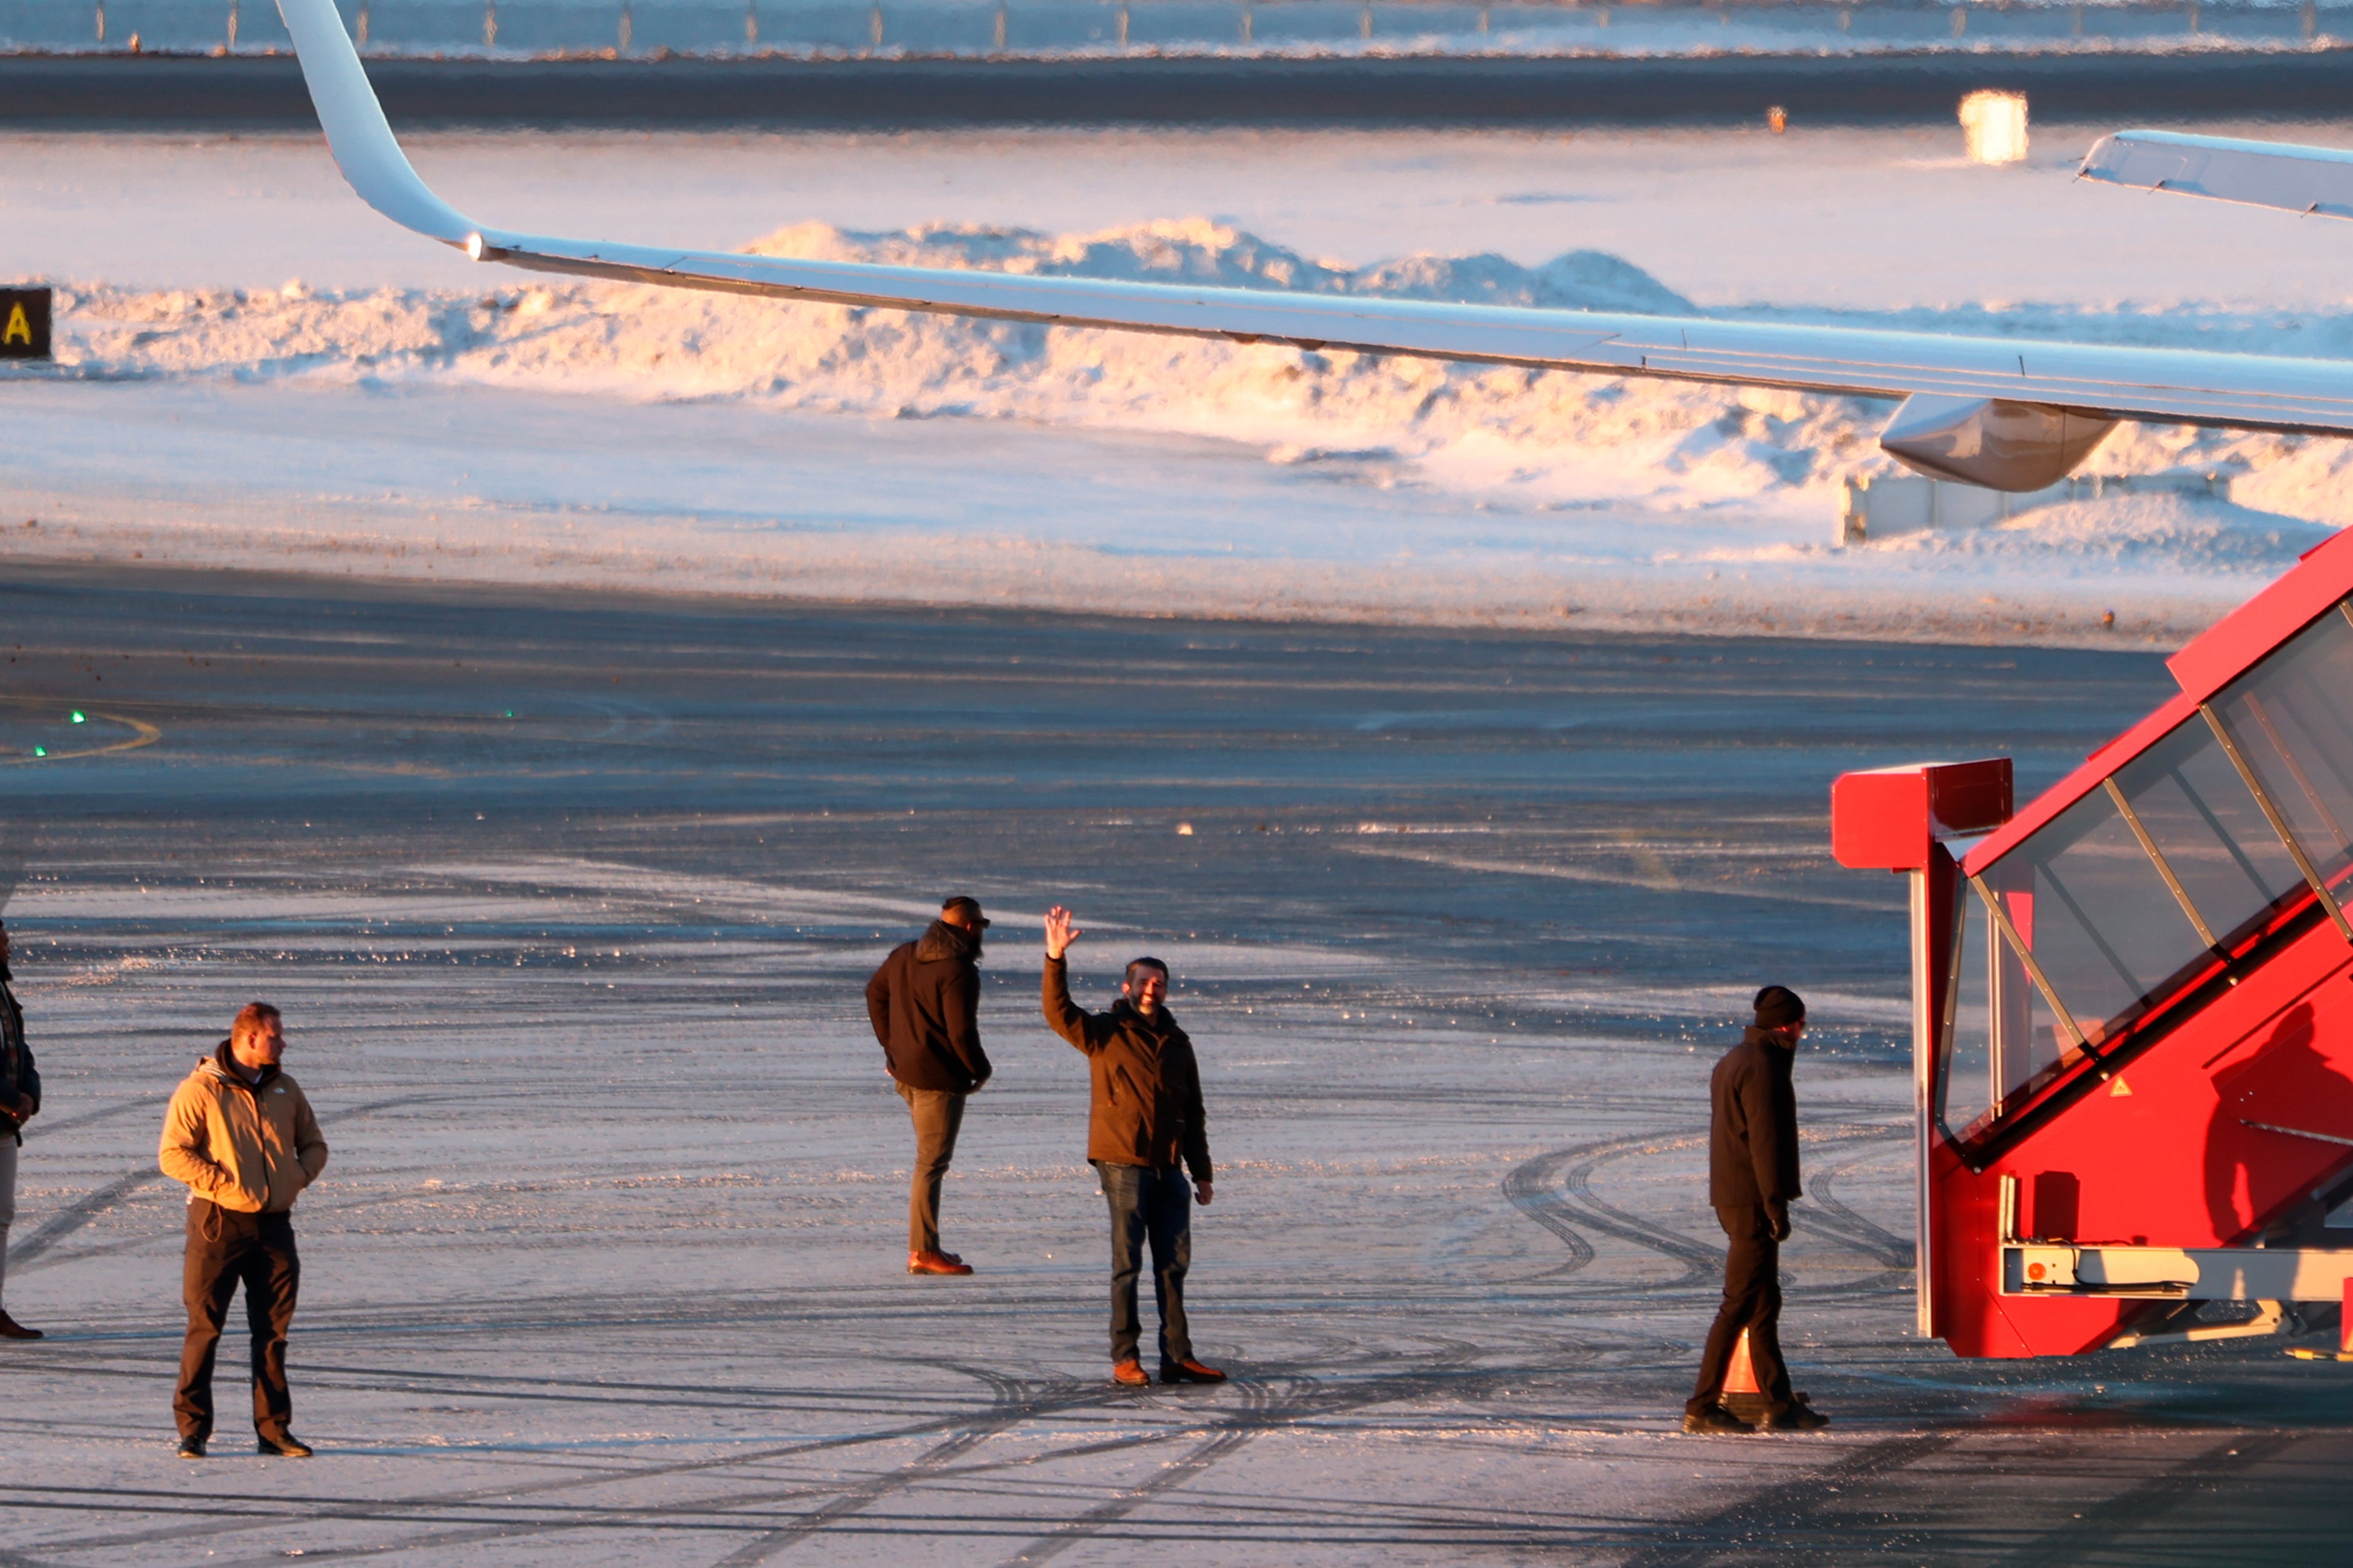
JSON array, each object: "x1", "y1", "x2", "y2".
[
  {"x1": 69, "y1": 710, "x2": 85, "y2": 724},
  {"x1": 31, "y1": 747, "x2": 45, "y2": 758}
]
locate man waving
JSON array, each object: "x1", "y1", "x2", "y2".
[{"x1": 1042, "y1": 905, "x2": 1224, "y2": 1389}]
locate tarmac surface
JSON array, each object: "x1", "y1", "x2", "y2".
[
  {"x1": 1, "y1": 562, "x2": 2349, "y2": 1562},
  {"x1": 12, "y1": 48, "x2": 2353, "y2": 128}
]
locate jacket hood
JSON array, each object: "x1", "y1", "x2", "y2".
[
  {"x1": 915, "y1": 918, "x2": 980, "y2": 964},
  {"x1": 1741, "y1": 1025, "x2": 1797, "y2": 1052},
  {"x1": 205, "y1": 1040, "x2": 281, "y2": 1091}
]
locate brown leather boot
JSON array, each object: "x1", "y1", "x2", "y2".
[
  {"x1": 0, "y1": 1311, "x2": 43, "y2": 1340},
  {"x1": 1161, "y1": 1358, "x2": 1226, "y2": 1385},
  {"x1": 1112, "y1": 1359, "x2": 1149, "y2": 1386},
  {"x1": 907, "y1": 1249, "x2": 973, "y2": 1276}
]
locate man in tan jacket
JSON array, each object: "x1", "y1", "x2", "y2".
[{"x1": 158, "y1": 1002, "x2": 328, "y2": 1459}]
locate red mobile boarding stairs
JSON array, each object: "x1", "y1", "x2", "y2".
[{"x1": 1833, "y1": 528, "x2": 2353, "y2": 1358}]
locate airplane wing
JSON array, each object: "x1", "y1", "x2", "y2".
[
  {"x1": 2079, "y1": 128, "x2": 2353, "y2": 222},
  {"x1": 277, "y1": 0, "x2": 2353, "y2": 449}
]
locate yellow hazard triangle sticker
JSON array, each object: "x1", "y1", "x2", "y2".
[{"x1": 2109, "y1": 1077, "x2": 2133, "y2": 1096}]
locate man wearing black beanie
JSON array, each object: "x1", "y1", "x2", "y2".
[{"x1": 1684, "y1": 984, "x2": 1827, "y2": 1434}]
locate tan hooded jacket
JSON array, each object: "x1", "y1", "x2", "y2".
[{"x1": 158, "y1": 1045, "x2": 328, "y2": 1214}]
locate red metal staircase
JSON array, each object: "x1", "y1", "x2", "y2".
[{"x1": 1835, "y1": 528, "x2": 2353, "y2": 1358}]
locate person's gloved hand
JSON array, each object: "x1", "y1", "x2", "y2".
[{"x1": 1765, "y1": 1202, "x2": 1792, "y2": 1243}]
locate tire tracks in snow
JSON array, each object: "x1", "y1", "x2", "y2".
[
  {"x1": 1503, "y1": 1129, "x2": 1715, "y2": 1288},
  {"x1": 15, "y1": 1364, "x2": 1102, "y2": 1562},
  {"x1": 1503, "y1": 1121, "x2": 1911, "y2": 1291},
  {"x1": 1791, "y1": 1125, "x2": 1913, "y2": 1274}
]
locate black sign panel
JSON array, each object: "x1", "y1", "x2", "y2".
[{"x1": 1, "y1": 289, "x2": 52, "y2": 360}]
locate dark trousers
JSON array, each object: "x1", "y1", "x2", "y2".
[
  {"x1": 898, "y1": 1083, "x2": 966, "y2": 1254},
  {"x1": 176, "y1": 1201, "x2": 301, "y2": 1442},
  {"x1": 1689, "y1": 1204, "x2": 1794, "y2": 1416},
  {"x1": 1097, "y1": 1161, "x2": 1193, "y2": 1369}
]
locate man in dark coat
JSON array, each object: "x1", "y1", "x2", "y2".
[
  {"x1": 1042, "y1": 904, "x2": 1224, "y2": 1388},
  {"x1": 867, "y1": 896, "x2": 994, "y2": 1276},
  {"x1": 0, "y1": 918, "x2": 43, "y2": 1340},
  {"x1": 1685, "y1": 984, "x2": 1827, "y2": 1433}
]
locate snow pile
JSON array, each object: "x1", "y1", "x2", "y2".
[
  {"x1": 17, "y1": 216, "x2": 2349, "y2": 642},
  {"x1": 47, "y1": 220, "x2": 1863, "y2": 519},
  {"x1": 42, "y1": 217, "x2": 2353, "y2": 534}
]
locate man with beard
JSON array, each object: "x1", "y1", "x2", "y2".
[
  {"x1": 1042, "y1": 905, "x2": 1223, "y2": 1388},
  {"x1": 867, "y1": 896, "x2": 994, "y2": 1276},
  {"x1": 0, "y1": 918, "x2": 44, "y2": 1340},
  {"x1": 159, "y1": 1002, "x2": 329, "y2": 1458}
]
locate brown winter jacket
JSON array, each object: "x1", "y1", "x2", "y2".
[
  {"x1": 158, "y1": 1045, "x2": 328, "y2": 1214},
  {"x1": 866, "y1": 920, "x2": 992, "y2": 1094},
  {"x1": 1708, "y1": 1026, "x2": 1801, "y2": 1209},
  {"x1": 1042, "y1": 955, "x2": 1211, "y2": 1181}
]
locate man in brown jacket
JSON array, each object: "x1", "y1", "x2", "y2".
[
  {"x1": 1685, "y1": 984, "x2": 1825, "y2": 1434},
  {"x1": 867, "y1": 896, "x2": 994, "y2": 1276},
  {"x1": 158, "y1": 1002, "x2": 328, "y2": 1459},
  {"x1": 1042, "y1": 905, "x2": 1224, "y2": 1388}
]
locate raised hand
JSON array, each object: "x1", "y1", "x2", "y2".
[{"x1": 1045, "y1": 905, "x2": 1083, "y2": 960}]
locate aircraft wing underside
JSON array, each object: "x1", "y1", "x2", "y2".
[
  {"x1": 278, "y1": 0, "x2": 2353, "y2": 441},
  {"x1": 2081, "y1": 128, "x2": 2353, "y2": 223}
]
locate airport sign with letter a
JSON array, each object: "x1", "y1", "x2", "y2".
[{"x1": 1, "y1": 289, "x2": 52, "y2": 359}]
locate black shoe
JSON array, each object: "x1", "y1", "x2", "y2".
[
  {"x1": 1682, "y1": 1403, "x2": 1754, "y2": 1434},
  {"x1": 256, "y1": 1434, "x2": 315, "y2": 1458},
  {"x1": 1759, "y1": 1404, "x2": 1830, "y2": 1431},
  {"x1": 176, "y1": 1435, "x2": 207, "y2": 1459}
]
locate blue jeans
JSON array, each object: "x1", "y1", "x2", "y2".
[{"x1": 1096, "y1": 1161, "x2": 1192, "y2": 1368}]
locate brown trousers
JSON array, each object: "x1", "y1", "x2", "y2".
[{"x1": 897, "y1": 1083, "x2": 967, "y2": 1254}]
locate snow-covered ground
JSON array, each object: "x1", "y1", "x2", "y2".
[
  {"x1": 7, "y1": 120, "x2": 2353, "y2": 641},
  {"x1": 6, "y1": 571, "x2": 2340, "y2": 1561}
]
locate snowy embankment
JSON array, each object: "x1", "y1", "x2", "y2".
[{"x1": 12, "y1": 217, "x2": 2346, "y2": 643}]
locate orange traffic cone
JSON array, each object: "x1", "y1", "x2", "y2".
[{"x1": 1722, "y1": 1328, "x2": 1762, "y2": 1397}]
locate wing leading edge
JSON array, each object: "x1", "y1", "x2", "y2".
[{"x1": 277, "y1": 0, "x2": 2353, "y2": 440}]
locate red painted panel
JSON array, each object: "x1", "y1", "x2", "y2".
[
  {"x1": 1929, "y1": 912, "x2": 2353, "y2": 1356},
  {"x1": 1928, "y1": 1141, "x2": 2129, "y2": 1356},
  {"x1": 1832, "y1": 759, "x2": 2012, "y2": 871},
  {"x1": 2168, "y1": 526, "x2": 2353, "y2": 705}
]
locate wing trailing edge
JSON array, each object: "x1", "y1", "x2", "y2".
[{"x1": 277, "y1": 0, "x2": 2353, "y2": 442}]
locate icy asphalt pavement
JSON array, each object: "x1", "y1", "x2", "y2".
[{"x1": 1, "y1": 563, "x2": 2348, "y2": 1563}]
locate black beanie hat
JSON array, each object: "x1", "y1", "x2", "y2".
[{"x1": 1754, "y1": 985, "x2": 1806, "y2": 1030}]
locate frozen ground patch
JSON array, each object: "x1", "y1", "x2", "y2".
[{"x1": 0, "y1": 574, "x2": 2341, "y2": 1561}]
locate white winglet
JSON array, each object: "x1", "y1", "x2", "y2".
[
  {"x1": 277, "y1": 0, "x2": 2353, "y2": 452},
  {"x1": 277, "y1": 0, "x2": 484, "y2": 247}
]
